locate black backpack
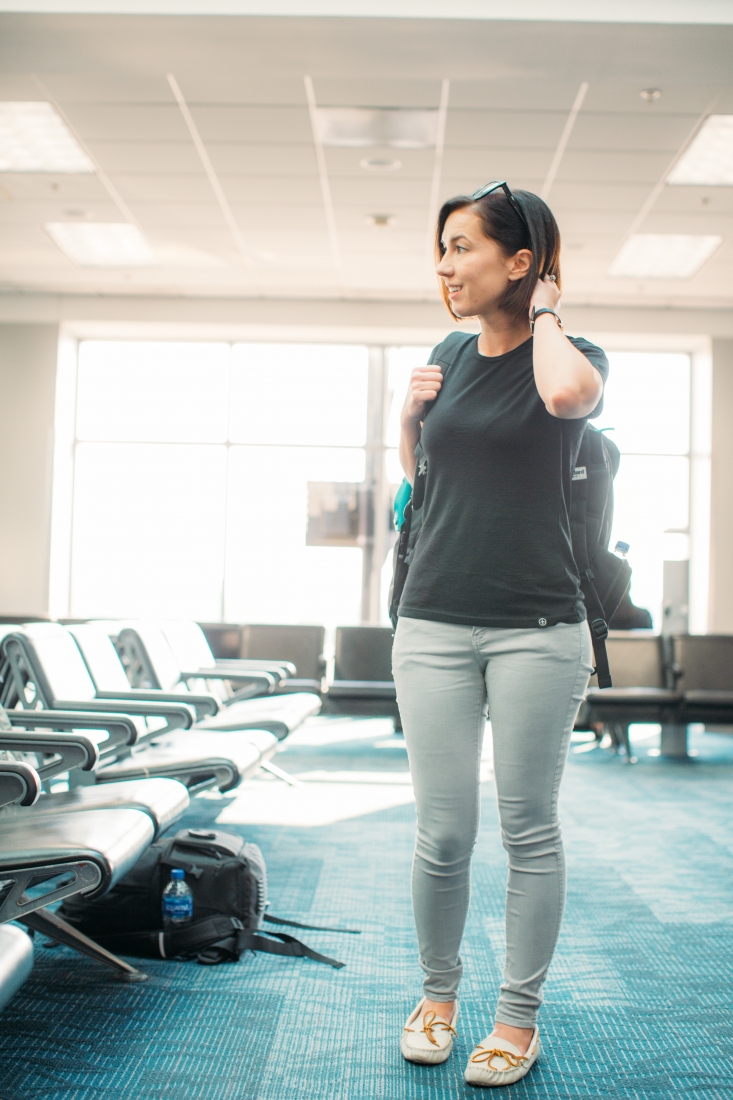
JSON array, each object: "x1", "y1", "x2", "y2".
[
  {"x1": 388, "y1": 335, "x2": 631, "y2": 689},
  {"x1": 60, "y1": 827, "x2": 358, "y2": 968}
]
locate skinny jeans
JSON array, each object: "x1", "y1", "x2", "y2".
[{"x1": 392, "y1": 616, "x2": 593, "y2": 1028}]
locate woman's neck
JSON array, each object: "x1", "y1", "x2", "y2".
[{"x1": 476, "y1": 311, "x2": 532, "y2": 358}]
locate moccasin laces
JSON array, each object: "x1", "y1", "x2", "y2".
[
  {"x1": 470, "y1": 1045, "x2": 527, "y2": 1068},
  {"x1": 404, "y1": 1010, "x2": 458, "y2": 1047}
]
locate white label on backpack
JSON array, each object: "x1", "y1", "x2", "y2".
[{"x1": 572, "y1": 466, "x2": 587, "y2": 481}]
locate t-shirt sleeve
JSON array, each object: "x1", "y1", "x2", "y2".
[{"x1": 567, "y1": 335, "x2": 609, "y2": 420}]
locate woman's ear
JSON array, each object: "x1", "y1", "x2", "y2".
[{"x1": 506, "y1": 248, "x2": 533, "y2": 283}]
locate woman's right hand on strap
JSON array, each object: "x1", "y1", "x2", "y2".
[{"x1": 401, "y1": 366, "x2": 444, "y2": 424}]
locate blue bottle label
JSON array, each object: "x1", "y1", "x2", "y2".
[{"x1": 163, "y1": 895, "x2": 193, "y2": 922}]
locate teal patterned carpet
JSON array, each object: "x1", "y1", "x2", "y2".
[{"x1": 1, "y1": 720, "x2": 732, "y2": 1100}]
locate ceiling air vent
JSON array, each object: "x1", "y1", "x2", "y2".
[{"x1": 316, "y1": 108, "x2": 438, "y2": 149}]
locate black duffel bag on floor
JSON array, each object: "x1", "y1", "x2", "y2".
[{"x1": 60, "y1": 827, "x2": 358, "y2": 967}]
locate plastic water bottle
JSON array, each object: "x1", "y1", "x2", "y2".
[
  {"x1": 614, "y1": 540, "x2": 630, "y2": 559},
  {"x1": 162, "y1": 868, "x2": 193, "y2": 929}
]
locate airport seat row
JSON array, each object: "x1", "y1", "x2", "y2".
[
  {"x1": 0, "y1": 618, "x2": 325, "y2": 1011},
  {"x1": 580, "y1": 632, "x2": 733, "y2": 758}
]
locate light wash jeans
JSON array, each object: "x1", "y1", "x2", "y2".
[{"x1": 392, "y1": 616, "x2": 593, "y2": 1028}]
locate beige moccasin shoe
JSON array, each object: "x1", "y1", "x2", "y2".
[
  {"x1": 400, "y1": 997, "x2": 459, "y2": 1065},
  {"x1": 464, "y1": 1027, "x2": 540, "y2": 1087}
]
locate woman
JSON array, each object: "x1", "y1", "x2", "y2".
[{"x1": 392, "y1": 181, "x2": 608, "y2": 1088}]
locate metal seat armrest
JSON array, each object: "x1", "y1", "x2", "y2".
[
  {"x1": 0, "y1": 761, "x2": 41, "y2": 808},
  {"x1": 0, "y1": 725, "x2": 99, "y2": 780},
  {"x1": 95, "y1": 688, "x2": 219, "y2": 720},
  {"x1": 215, "y1": 657, "x2": 297, "y2": 678},
  {"x1": 89, "y1": 696, "x2": 195, "y2": 730},
  {"x1": 180, "y1": 669, "x2": 277, "y2": 694},
  {"x1": 5, "y1": 708, "x2": 135, "y2": 752}
]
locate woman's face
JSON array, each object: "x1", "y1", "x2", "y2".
[{"x1": 436, "y1": 207, "x2": 531, "y2": 319}]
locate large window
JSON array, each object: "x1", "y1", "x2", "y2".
[
  {"x1": 64, "y1": 341, "x2": 368, "y2": 625},
  {"x1": 602, "y1": 351, "x2": 692, "y2": 628},
  {"x1": 54, "y1": 339, "x2": 702, "y2": 632}
]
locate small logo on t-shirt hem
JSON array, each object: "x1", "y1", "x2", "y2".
[{"x1": 538, "y1": 618, "x2": 548, "y2": 627}]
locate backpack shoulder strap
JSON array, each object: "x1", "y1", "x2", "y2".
[{"x1": 428, "y1": 330, "x2": 475, "y2": 369}]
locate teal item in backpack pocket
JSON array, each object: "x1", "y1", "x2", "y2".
[{"x1": 393, "y1": 478, "x2": 412, "y2": 531}]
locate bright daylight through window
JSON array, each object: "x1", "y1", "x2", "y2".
[{"x1": 55, "y1": 341, "x2": 696, "y2": 632}]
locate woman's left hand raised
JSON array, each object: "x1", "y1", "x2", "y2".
[{"x1": 529, "y1": 275, "x2": 561, "y2": 316}]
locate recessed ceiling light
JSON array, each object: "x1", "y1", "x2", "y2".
[
  {"x1": 640, "y1": 88, "x2": 661, "y2": 102},
  {"x1": 360, "y1": 156, "x2": 402, "y2": 172},
  {"x1": 318, "y1": 108, "x2": 437, "y2": 149},
  {"x1": 45, "y1": 222, "x2": 155, "y2": 267},
  {"x1": 667, "y1": 115, "x2": 733, "y2": 186},
  {"x1": 0, "y1": 102, "x2": 94, "y2": 173},
  {"x1": 366, "y1": 213, "x2": 396, "y2": 228},
  {"x1": 608, "y1": 234, "x2": 722, "y2": 279}
]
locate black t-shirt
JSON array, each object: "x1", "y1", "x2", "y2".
[{"x1": 399, "y1": 332, "x2": 609, "y2": 629}]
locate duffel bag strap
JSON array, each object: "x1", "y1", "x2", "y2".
[
  {"x1": 264, "y1": 914, "x2": 360, "y2": 935},
  {"x1": 236, "y1": 930, "x2": 345, "y2": 969}
]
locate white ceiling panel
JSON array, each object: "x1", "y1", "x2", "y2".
[
  {"x1": 131, "y1": 202, "x2": 230, "y2": 228},
  {"x1": 329, "y1": 177, "x2": 432, "y2": 207},
  {"x1": 0, "y1": 172, "x2": 110, "y2": 200},
  {"x1": 207, "y1": 144, "x2": 317, "y2": 176},
  {"x1": 656, "y1": 186, "x2": 733, "y2": 213},
  {"x1": 228, "y1": 203, "x2": 327, "y2": 231},
  {"x1": 548, "y1": 182, "x2": 656, "y2": 212},
  {"x1": 438, "y1": 149, "x2": 552, "y2": 183},
  {"x1": 570, "y1": 112, "x2": 701, "y2": 153},
  {"x1": 219, "y1": 176, "x2": 322, "y2": 204},
  {"x1": 109, "y1": 172, "x2": 213, "y2": 203},
  {"x1": 324, "y1": 146, "x2": 433, "y2": 178},
  {"x1": 38, "y1": 72, "x2": 174, "y2": 104},
  {"x1": 189, "y1": 106, "x2": 312, "y2": 144},
  {"x1": 0, "y1": 201, "x2": 120, "y2": 223},
  {"x1": 449, "y1": 81, "x2": 584, "y2": 112},
  {"x1": 311, "y1": 78, "x2": 443, "y2": 109},
  {"x1": 446, "y1": 111, "x2": 566, "y2": 149},
  {"x1": 170, "y1": 75, "x2": 307, "y2": 106},
  {"x1": 557, "y1": 150, "x2": 672, "y2": 183},
  {"x1": 62, "y1": 104, "x2": 190, "y2": 141},
  {"x1": 85, "y1": 141, "x2": 204, "y2": 173},
  {"x1": 582, "y1": 83, "x2": 719, "y2": 115}
]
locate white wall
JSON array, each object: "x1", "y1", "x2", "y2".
[
  {"x1": 0, "y1": 323, "x2": 60, "y2": 616},
  {"x1": 710, "y1": 339, "x2": 733, "y2": 633}
]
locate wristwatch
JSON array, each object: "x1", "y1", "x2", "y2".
[{"x1": 530, "y1": 307, "x2": 563, "y2": 334}]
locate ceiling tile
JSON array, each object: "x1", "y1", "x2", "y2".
[
  {"x1": 109, "y1": 173, "x2": 213, "y2": 203},
  {"x1": 207, "y1": 144, "x2": 317, "y2": 176},
  {"x1": 311, "y1": 78, "x2": 444, "y2": 109},
  {"x1": 582, "y1": 83, "x2": 719, "y2": 115},
  {"x1": 38, "y1": 72, "x2": 174, "y2": 105},
  {"x1": 62, "y1": 104, "x2": 190, "y2": 142},
  {"x1": 557, "y1": 150, "x2": 671, "y2": 183},
  {"x1": 449, "y1": 80, "x2": 584, "y2": 111},
  {"x1": 446, "y1": 111, "x2": 566, "y2": 149},
  {"x1": 189, "y1": 106, "x2": 312, "y2": 144},
  {"x1": 570, "y1": 112, "x2": 701, "y2": 152},
  {"x1": 0, "y1": 173, "x2": 110, "y2": 201},
  {"x1": 220, "y1": 176, "x2": 322, "y2": 204},
  {"x1": 86, "y1": 141, "x2": 203, "y2": 173},
  {"x1": 325, "y1": 146, "x2": 434, "y2": 179},
  {"x1": 329, "y1": 177, "x2": 432, "y2": 207}
]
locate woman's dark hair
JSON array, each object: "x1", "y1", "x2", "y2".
[{"x1": 436, "y1": 188, "x2": 561, "y2": 322}]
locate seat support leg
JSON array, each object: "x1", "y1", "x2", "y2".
[
  {"x1": 20, "y1": 907, "x2": 148, "y2": 982},
  {"x1": 660, "y1": 724, "x2": 689, "y2": 758},
  {"x1": 614, "y1": 722, "x2": 637, "y2": 764},
  {"x1": 259, "y1": 760, "x2": 302, "y2": 787}
]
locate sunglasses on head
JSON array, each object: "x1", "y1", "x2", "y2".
[{"x1": 469, "y1": 180, "x2": 531, "y2": 240}]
